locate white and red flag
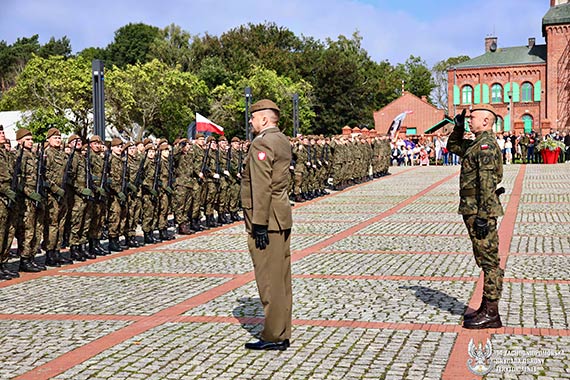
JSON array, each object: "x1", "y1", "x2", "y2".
[{"x1": 196, "y1": 113, "x2": 224, "y2": 135}]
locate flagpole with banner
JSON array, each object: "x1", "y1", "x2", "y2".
[{"x1": 196, "y1": 113, "x2": 225, "y2": 136}]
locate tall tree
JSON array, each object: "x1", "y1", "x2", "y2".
[
  {"x1": 396, "y1": 55, "x2": 436, "y2": 101},
  {"x1": 148, "y1": 23, "x2": 193, "y2": 71},
  {"x1": 106, "y1": 23, "x2": 160, "y2": 68},
  {"x1": 432, "y1": 55, "x2": 471, "y2": 112},
  {"x1": 38, "y1": 36, "x2": 72, "y2": 58}
]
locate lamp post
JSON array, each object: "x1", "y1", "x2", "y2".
[
  {"x1": 92, "y1": 60, "x2": 106, "y2": 140},
  {"x1": 244, "y1": 86, "x2": 252, "y2": 141},
  {"x1": 292, "y1": 93, "x2": 299, "y2": 137}
]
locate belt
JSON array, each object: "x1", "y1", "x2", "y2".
[{"x1": 460, "y1": 188, "x2": 477, "y2": 197}]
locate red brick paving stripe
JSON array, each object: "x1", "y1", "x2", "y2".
[
  {"x1": 293, "y1": 273, "x2": 479, "y2": 282},
  {"x1": 442, "y1": 165, "x2": 526, "y2": 380},
  {"x1": 56, "y1": 272, "x2": 236, "y2": 279},
  {"x1": 316, "y1": 250, "x2": 471, "y2": 255},
  {"x1": 0, "y1": 314, "x2": 143, "y2": 322},
  {"x1": 503, "y1": 278, "x2": 570, "y2": 284}
]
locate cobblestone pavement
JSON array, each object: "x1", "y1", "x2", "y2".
[{"x1": 1, "y1": 164, "x2": 570, "y2": 380}]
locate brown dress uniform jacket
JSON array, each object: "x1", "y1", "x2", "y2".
[{"x1": 241, "y1": 126, "x2": 292, "y2": 233}]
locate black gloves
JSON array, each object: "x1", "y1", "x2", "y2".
[
  {"x1": 474, "y1": 217, "x2": 489, "y2": 240},
  {"x1": 454, "y1": 109, "x2": 467, "y2": 132},
  {"x1": 252, "y1": 224, "x2": 269, "y2": 250}
]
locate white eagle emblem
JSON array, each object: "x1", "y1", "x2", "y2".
[{"x1": 467, "y1": 338, "x2": 494, "y2": 376}]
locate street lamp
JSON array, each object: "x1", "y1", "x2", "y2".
[
  {"x1": 244, "y1": 86, "x2": 252, "y2": 141},
  {"x1": 292, "y1": 93, "x2": 299, "y2": 137},
  {"x1": 92, "y1": 59, "x2": 106, "y2": 140}
]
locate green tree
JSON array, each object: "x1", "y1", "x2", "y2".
[
  {"x1": 209, "y1": 66, "x2": 315, "y2": 138},
  {"x1": 432, "y1": 55, "x2": 471, "y2": 112},
  {"x1": 78, "y1": 47, "x2": 107, "y2": 62},
  {"x1": 106, "y1": 23, "x2": 160, "y2": 68},
  {"x1": 0, "y1": 55, "x2": 93, "y2": 135},
  {"x1": 0, "y1": 35, "x2": 41, "y2": 93},
  {"x1": 105, "y1": 59, "x2": 210, "y2": 141},
  {"x1": 38, "y1": 36, "x2": 72, "y2": 59},
  {"x1": 148, "y1": 23, "x2": 192, "y2": 71},
  {"x1": 396, "y1": 55, "x2": 436, "y2": 101},
  {"x1": 16, "y1": 107, "x2": 72, "y2": 139}
]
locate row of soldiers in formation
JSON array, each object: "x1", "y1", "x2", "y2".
[{"x1": 0, "y1": 125, "x2": 392, "y2": 279}]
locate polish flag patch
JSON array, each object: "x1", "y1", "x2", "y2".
[
  {"x1": 480, "y1": 144, "x2": 489, "y2": 150},
  {"x1": 257, "y1": 152, "x2": 266, "y2": 160}
]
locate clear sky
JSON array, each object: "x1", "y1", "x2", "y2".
[{"x1": 0, "y1": 0, "x2": 551, "y2": 67}]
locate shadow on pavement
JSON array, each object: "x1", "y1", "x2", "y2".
[
  {"x1": 232, "y1": 297, "x2": 264, "y2": 338},
  {"x1": 399, "y1": 285, "x2": 467, "y2": 316}
]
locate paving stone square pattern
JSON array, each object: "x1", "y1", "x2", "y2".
[
  {"x1": 0, "y1": 320, "x2": 131, "y2": 379},
  {"x1": 323, "y1": 234, "x2": 474, "y2": 253},
  {"x1": 292, "y1": 252, "x2": 480, "y2": 278},
  {"x1": 53, "y1": 323, "x2": 457, "y2": 380},
  {"x1": 0, "y1": 276, "x2": 228, "y2": 315},
  {"x1": 186, "y1": 278, "x2": 473, "y2": 324}
]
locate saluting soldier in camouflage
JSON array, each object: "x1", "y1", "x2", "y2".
[
  {"x1": 14, "y1": 128, "x2": 46, "y2": 272},
  {"x1": 0, "y1": 125, "x2": 20, "y2": 279},
  {"x1": 447, "y1": 104, "x2": 505, "y2": 330},
  {"x1": 42, "y1": 128, "x2": 70, "y2": 266}
]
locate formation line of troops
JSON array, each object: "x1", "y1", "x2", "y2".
[{"x1": 0, "y1": 124, "x2": 392, "y2": 279}]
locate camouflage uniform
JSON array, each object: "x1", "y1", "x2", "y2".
[{"x1": 0, "y1": 143, "x2": 17, "y2": 277}]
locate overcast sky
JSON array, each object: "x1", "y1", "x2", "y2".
[{"x1": 0, "y1": 0, "x2": 551, "y2": 67}]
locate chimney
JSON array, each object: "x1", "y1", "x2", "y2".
[
  {"x1": 421, "y1": 95, "x2": 427, "y2": 102},
  {"x1": 485, "y1": 36, "x2": 498, "y2": 52},
  {"x1": 528, "y1": 37, "x2": 536, "y2": 49}
]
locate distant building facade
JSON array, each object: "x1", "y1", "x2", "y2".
[{"x1": 448, "y1": 0, "x2": 570, "y2": 135}]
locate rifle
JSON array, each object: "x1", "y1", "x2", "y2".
[
  {"x1": 97, "y1": 149, "x2": 110, "y2": 202},
  {"x1": 7, "y1": 146, "x2": 24, "y2": 209},
  {"x1": 151, "y1": 149, "x2": 162, "y2": 199},
  {"x1": 85, "y1": 143, "x2": 95, "y2": 202},
  {"x1": 198, "y1": 140, "x2": 212, "y2": 184},
  {"x1": 61, "y1": 139, "x2": 78, "y2": 202},
  {"x1": 238, "y1": 142, "x2": 244, "y2": 176},
  {"x1": 133, "y1": 150, "x2": 148, "y2": 190},
  {"x1": 226, "y1": 146, "x2": 232, "y2": 175},
  {"x1": 119, "y1": 151, "x2": 128, "y2": 205},
  {"x1": 214, "y1": 144, "x2": 220, "y2": 183},
  {"x1": 167, "y1": 146, "x2": 175, "y2": 190},
  {"x1": 33, "y1": 142, "x2": 46, "y2": 209}
]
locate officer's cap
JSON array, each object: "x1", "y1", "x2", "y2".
[
  {"x1": 250, "y1": 99, "x2": 280, "y2": 115},
  {"x1": 16, "y1": 128, "x2": 32, "y2": 140},
  {"x1": 470, "y1": 104, "x2": 497, "y2": 118}
]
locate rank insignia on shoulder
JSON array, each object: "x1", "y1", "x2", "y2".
[
  {"x1": 257, "y1": 152, "x2": 266, "y2": 160},
  {"x1": 480, "y1": 144, "x2": 489, "y2": 150}
]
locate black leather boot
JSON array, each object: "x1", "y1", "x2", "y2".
[
  {"x1": 57, "y1": 250, "x2": 74, "y2": 264},
  {"x1": 34, "y1": 258, "x2": 47, "y2": 271},
  {"x1": 159, "y1": 229, "x2": 174, "y2": 241},
  {"x1": 192, "y1": 218, "x2": 204, "y2": 232},
  {"x1": 464, "y1": 297, "x2": 488, "y2": 321},
  {"x1": 120, "y1": 237, "x2": 128, "y2": 248},
  {"x1": 44, "y1": 250, "x2": 61, "y2": 267},
  {"x1": 19, "y1": 258, "x2": 41, "y2": 272},
  {"x1": 463, "y1": 299, "x2": 502, "y2": 329},
  {"x1": 231, "y1": 211, "x2": 242, "y2": 222},
  {"x1": 0, "y1": 263, "x2": 20, "y2": 278},
  {"x1": 108, "y1": 238, "x2": 123, "y2": 252},
  {"x1": 82, "y1": 243, "x2": 96, "y2": 259},
  {"x1": 70, "y1": 245, "x2": 86, "y2": 261},
  {"x1": 127, "y1": 236, "x2": 140, "y2": 247},
  {"x1": 144, "y1": 232, "x2": 154, "y2": 245},
  {"x1": 93, "y1": 239, "x2": 110, "y2": 256}
]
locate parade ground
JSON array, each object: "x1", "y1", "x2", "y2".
[{"x1": 1, "y1": 164, "x2": 569, "y2": 380}]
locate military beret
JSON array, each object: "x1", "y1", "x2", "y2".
[
  {"x1": 89, "y1": 135, "x2": 102, "y2": 143},
  {"x1": 195, "y1": 133, "x2": 205, "y2": 139},
  {"x1": 111, "y1": 137, "x2": 123, "y2": 147},
  {"x1": 143, "y1": 137, "x2": 153, "y2": 146},
  {"x1": 145, "y1": 144, "x2": 156, "y2": 152},
  {"x1": 173, "y1": 138, "x2": 181, "y2": 146},
  {"x1": 16, "y1": 128, "x2": 32, "y2": 140},
  {"x1": 206, "y1": 136, "x2": 216, "y2": 143},
  {"x1": 470, "y1": 103, "x2": 497, "y2": 118},
  {"x1": 123, "y1": 141, "x2": 133, "y2": 150},
  {"x1": 250, "y1": 99, "x2": 280, "y2": 114},
  {"x1": 46, "y1": 127, "x2": 60, "y2": 139},
  {"x1": 178, "y1": 138, "x2": 188, "y2": 145},
  {"x1": 231, "y1": 137, "x2": 240, "y2": 142},
  {"x1": 158, "y1": 143, "x2": 170, "y2": 151},
  {"x1": 218, "y1": 136, "x2": 227, "y2": 142},
  {"x1": 67, "y1": 134, "x2": 81, "y2": 144}
]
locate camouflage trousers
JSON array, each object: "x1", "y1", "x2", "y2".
[
  {"x1": 141, "y1": 191, "x2": 158, "y2": 233},
  {"x1": 69, "y1": 193, "x2": 89, "y2": 246},
  {"x1": 463, "y1": 215, "x2": 503, "y2": 301},
  {"x1": 87, "y1": 200, "x2": 105, "y2": 240},
  {"x1": 173, "y1": 183, "x2": 193, "y2": 225},
  {"x1": 0, "y1": 200, "x2": 16, "y2": 263},
  {"x1": 15, "y1": 198, "x2": 43, "y2": 259},
  {"x1": 42, "y1": 192, "x2": 67, "y2": 251},
  {"x1": 108, "y1": 195, "x2": 127, "y2": 238}
]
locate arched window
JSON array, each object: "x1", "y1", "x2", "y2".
[
  {"x1": 521, "y1": 82, "x2": 533, "y2": 102},
  {"x1": 494, "y1": 116, "x2": 503, "y2": 132},
  {"x1": 491, "y1": 84, "x2": 503, "y2": 103},
  {"x1": 522, "y1": 114, "x2": 533, "y2": 133},
  {"x1": 462, "y1": 85, "x2": 473, "y2": 104}
]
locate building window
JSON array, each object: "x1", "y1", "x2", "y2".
[
  {"x1": 491, "y1": 84, "x2": 503, "y2": 103},
  {"x1": 462, "y1": 85, "x2": 473, "y2": 104},
  {"x1": 406, "y1": 128, "x2": 417, "y2": 135},
  {"x1": 521, "y1": 82, "x2": 533, "y2": 102},
  {"x1": 494, "y1": 116, "x2": 503, "y2": 132},
  {"x1": 522, "y1": 114, "x2": 533, "y2": 133}
]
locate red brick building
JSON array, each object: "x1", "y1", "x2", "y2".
[
  {"x1": 373, "y1": 91, "x2": 449, "y2": 136},
  {"x1": 447, "y1": 0, "x2": 570, "y2": 135}
]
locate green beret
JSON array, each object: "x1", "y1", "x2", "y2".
[{"x1": 250, "y1": 99, "x2": 280, "y2": 114}]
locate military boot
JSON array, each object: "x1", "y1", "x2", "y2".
[
  {"x1": 159, "y1": 229, "x2": 174, "y2": 241},
  {"x1": 108, "y1": 238, "x2": 123, "y2": 252},
  {"x1": 120, "y1": 237, "x2": 128, "y2": 249},
  {"x1": 178, "y1": 223, "x2": 193, "y2": 235},
  {"x1": 93, "y1": 239, "x2": 110, "y2": 256},
  {"x1": 231, "y1": 211, "x2": 242, "y2": 222},
  {"x1": 44, "y1": 250, "x2": 61, "y2": 267},
  {"x1": 58, "y1": 250, "x2": 74, "y2": 265},
  {"x1": 127, "y1": 236, "x2": 140, "y2": 248},
  {"x1": 0, "y1": 263, "x2": 20, "y2": 278},
  {"x1": 144, "y1": 232, "x2": 155, "y2": 245},
  {"x1": 192, "y1": 218, "x2": 204, "y2": 232},
  {"x1": 464, "y1": 297, "x2": 488, "y2": 321},
  {"x1": 34, "y1": 258, "x2": 47, "y2": 271},
  {"x1": 70, "y1": 245, "x2": 86, "y2": 261},
  {"x1": 463, "y1": 299, "x2": 502, "y2": 329},
  {"x1": 19, "y1": 258, "x2": 41, "y2": 273},
  {"x1": 82, "y1": 243, "x2": 96, "y2": 260}
]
